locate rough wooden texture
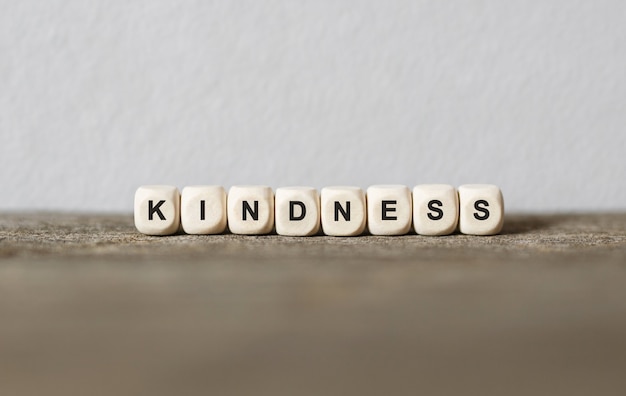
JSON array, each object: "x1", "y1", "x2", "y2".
[{"x1": 1, "y1": 213, "x2": 626, "y2": 396}]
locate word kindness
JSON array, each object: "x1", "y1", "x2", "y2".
[{"x1": 134, "y1": 184, "x2": 504, "y2": 237}]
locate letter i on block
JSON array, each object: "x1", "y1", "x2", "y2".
[
  {"x1": 275, "y1": 187, "x2": 320, "y2": 236},
  {"x1": 134, "y1": 185, "x2": 180, "y2": 235},
  {"x1": 181, "y1": 186, "x2": 227, "y2": 234},
  {"x1": 366, "y1": 185, "x2": 412, "y2": 235},
  {"x1": 458, "y1": 184, "x2": 504, "y2": 235},
  {"x1": 321, "y1": 186, "x2": 366, "y2": 236},
  {"x1": 227, "y1": 186, "x2": 274, "y2": 235},
  {"x1": 413, "y1": 184, "x2": 459, "y2": 236}
]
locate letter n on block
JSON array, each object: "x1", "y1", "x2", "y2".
[
  {"x1": 227, "y1": 185, "x2": 274, "y2": 235},
  {"x1": 134, "y1": 185, "x2": 180, "y2": 235},
  {"x1": 320, "y1": 186, "x2": 366, "y2": 236}
]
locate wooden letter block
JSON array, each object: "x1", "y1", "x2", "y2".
[
  {"x1": 227, "y1": 185, "x2": 274, "y2": 235},
  {"x1": 134, "y1": 185, "x2": 180, "y2": 236},
  {"x1": 181, "y1": 185, "x2": 227, "y2": 235},
  {"x1": 275, "y1": 187, "x2": 320, "y2": 236},
  {"x1": 413, "y1": 184, "x2": 459, "y2": 236},
  {"x1": 366, "y1": 185, "x2": 412, "y2": 235},
  {"x1": 321, "y1": 186, "x2": 366, "y2": 236},
  {"x1": 458, "y1": 184, "x2": 504, "y2": 235}
]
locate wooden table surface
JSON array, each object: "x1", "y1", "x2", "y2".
[{"x1": 1, "y1": 213, "x2": 626, "y2": 396}]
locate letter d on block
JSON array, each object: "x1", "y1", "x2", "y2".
[
  {"x1": 275, "y1": 187, "x2": 320, "y2": 236},
  {"x1": 134, "y1": 185, "x2": 180, "y2": 235}
]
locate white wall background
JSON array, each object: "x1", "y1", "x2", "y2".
[{"x1": 1, "y1": 0, "x2": 624, "y2": 212}]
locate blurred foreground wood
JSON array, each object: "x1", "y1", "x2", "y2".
[{"x1": 1, "y1": 213, "x2": 626, "y2": 396}]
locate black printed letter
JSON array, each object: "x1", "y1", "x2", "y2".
[
  {"x1": 335, "y1": 201, "x2": 350, "y2": 221},
  {"x1": 427, "y1": 200, "x2": 443, "y2": 220},
  {"x1": 243, "y1": 201, "x2": 259, "y2": 221},
  {"x1": 473, "y1": 200, "x2": 490, "y2": 220},
  {"x1": 382, "y1": 200, "x2": 397, "y2": 220},
  {"x1": 148, "y1": 200, "x2": 166, "y2": 220},
  {"x1": 289, "y1": 201, "x2": 306, "y2": 221}
]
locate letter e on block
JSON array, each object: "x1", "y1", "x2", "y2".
[
  {"x1": 134, "y1": 185, "x2": 180, "y2": 235},
  {"x1": 366, "y1": 185, "x2": 412, "y2": 235}
]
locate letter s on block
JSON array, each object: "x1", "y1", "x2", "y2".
[
  {"x1": 427, "y1": 199, "x2": 443, "y2": 221},
  {"x1": 473, "y1": 200, "x2": 490, "y2": 220}
]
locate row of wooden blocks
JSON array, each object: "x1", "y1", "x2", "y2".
[{"x1": 134, "y1": 184, "x2": 504, "y2": 236}]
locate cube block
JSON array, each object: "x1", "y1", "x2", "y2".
[
  {"x1": 366, "y1": 185, "x2": 412, "y2": 235},
  {"x1": 413, "y1": 184, "x2": 459, "y2": 236},
  {"x1": 134, "y1": 185, "x2": 180, "y2": 236},
  {"x1": 227, "y1": 185, "x2": 274, "y2": 235},
  {"x1": 321, "y1": 186, "x2": 366, "y2": 236},
  {"x1": 275, "y1": 187, "x2": 320, "y2": 236},
  {"x1": 181, "y1": 185, "x2": 227, "y2": 235},
  {"x1": 458, "y1": 184, "x2": 504, "y2": 235}
]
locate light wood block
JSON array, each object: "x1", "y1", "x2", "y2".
[
  {"x1": 458, "y1": 184, "x2": 504, "y2": 235},
  {"x1": 227, "y1": 185, "x2": 274, "y2": 235},
  {"x1": 413, "y1": 184, "x2": 459, "y2": 236},
  {"x1": 275, "y1": 187, "x2": 320, "y2": 236},
  {"x1": 181, "y1": 186, "x2": 227, "y2": 235},
  {"x1": 134, "y1": 185, "x2": 180, "y2": 236},
  {"x1": 321, "y1": 186, "x2": 366, "y2": 236},
  {"x1": 366, "y1": 185, "x2": 412, "y2": 236}
]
